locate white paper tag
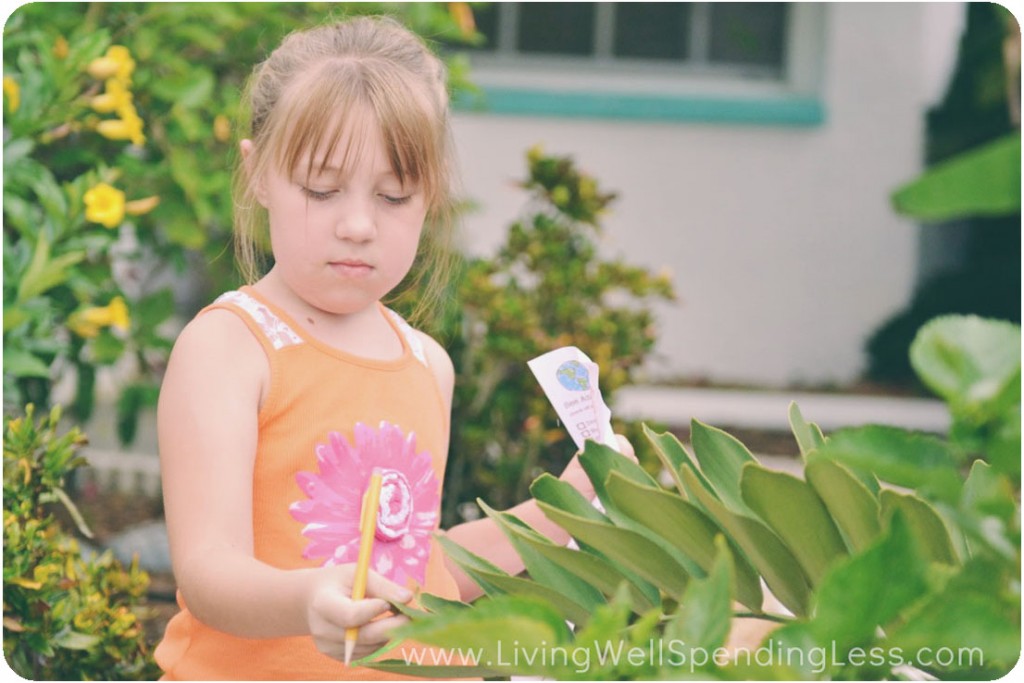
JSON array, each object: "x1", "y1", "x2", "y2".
[{"x1": 527, "y1": 346, "x2": 619, "y2": 453}]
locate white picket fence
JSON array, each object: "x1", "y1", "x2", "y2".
[{"x1": 77, "y1": 447, "x2": 162, "y2": 498}]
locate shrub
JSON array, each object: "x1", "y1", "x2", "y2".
[
  {"x1": 404, "y1": 147, "x2": 676, "y2": 525},
  {"x1": 366, "y1": 314, "x2": 1021, "y2": 680},
  {"x1": 3, "y1": 405, "x2": 159, "y2": 680}
]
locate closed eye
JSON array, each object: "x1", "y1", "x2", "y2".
[
  {"x1": 380, "y1": 194, "x2": 412, "y2": 206},
  {"x1": 299, "y1": 186, "x2": 335, "y2": 202}
]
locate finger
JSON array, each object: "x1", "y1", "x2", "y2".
[
  {"x1": 356, "y1": 614, "x2": 411, "y2": 647},
  {"x1": 363, "y1": 569, "x2": 414, "y2": 604},
  {"x1": 614, "y1": 434, "x2": 637, "y2": 462},
  {"x1": 321, "y1": 595, "x2": 394, "y2": 630}
]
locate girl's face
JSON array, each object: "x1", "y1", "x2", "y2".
[{"x1": 248, "y1": 115, "x2": 427, "y2": 317}]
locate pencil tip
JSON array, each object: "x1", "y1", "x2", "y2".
[{"x1": 344, "y1": 639, "x2": 354, "y2": 667}]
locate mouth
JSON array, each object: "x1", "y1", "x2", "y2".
[{"x1": 329, "y1": 260, "x2": 374, "y2": 278}]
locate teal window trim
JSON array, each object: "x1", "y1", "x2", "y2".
[{"x1": 453, "y1": 86, "x2": 825, "y2": 127}]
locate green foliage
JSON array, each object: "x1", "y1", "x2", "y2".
[
  {"x1": 370, "y1": 315, "x2": 1020, "y2": 680},
  {"x1": 3, "y1": 2, "x2": 480, "y2": 440},
  {"x1": 3, "y1": 405, "x2": 159, "y2": 680},
  {"x1": 415, "y1": 146, "x2": 675, "y2": 525}
]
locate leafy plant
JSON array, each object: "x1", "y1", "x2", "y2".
[
  {"x1": 3, "y1": 405, "x2": 159, "y2": 679},
  {"x1": 365, "y1": 314, "x2": 1020, "y2": 680},
  {"x1": 408, "y1": 146, "x2": 676, "y2": 525}
]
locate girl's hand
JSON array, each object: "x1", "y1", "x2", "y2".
[
  {"x1": 558, "y1": 434, "x2": 637, "y2": 501},
  {"x1": 305, "y1": 565, "x2": 413, "y2": 663}
]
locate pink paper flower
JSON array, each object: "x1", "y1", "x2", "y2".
[{"x1": 289, "y1": 422, "x2": 440, "y2": 586}]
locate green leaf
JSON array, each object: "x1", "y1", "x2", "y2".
[
  {"x1": 418, "y1": 593, "x2": 470, "y2": 614},
  {"x1": 680, "y1": 467, "x2": 811, "y2": 617},
  {"x1": 815, "y1": 425, "x2": 963, "y2": 504},
  {"x1": 740, "y1": 463, "x2": 847, "y2": 586},
  {"x1": 476, "y1": 499, "x2": 606, "y2": 615},
  {"x1": 892, "y1": 132, "x2": 1021, "y2": 221},
  {"x1": 465, "y1": 568, "x2": 594, "y2": 625},
  {"x1": 435, "y1": 535, "x2": 508, "y2": 598},
  {"x1": 804, "y1": 456, "x2": 881, "y2": 552},
  {"x1": 578, "y1": 439, "x2": 660, "y2": 506},
  {"x1": 52, "y1": 486, "x2": 94, "y2": 539},
  {"x1": 383, "y1": 595, "x2": 572, "y2": 677},
  {"x1": 3, "y1": 348, "x2": 51, "y2": 378},
  {"x1": 961, "y1": 460, "x2": 1017, "y2": 522},
  {"x1": 808, "y1": 511, "x2": 930, "y2": 655},
  {"x1": 604, "y1": 471, "x2": 763, "y2": 611},
  {"x1": 879, "y1": 490, "x2": 958, "y2": 566},
  {"x1": 52, "y1": 629, "x2": 101, "y2": 650},
  {"x1": 885, "y1": 558, "x2": 1020, "y2": 676},
  {"x1": 642, "y1": 423, "x2": 715, "y2": 497},
  {"x1": 530, "y1": 473, "x2": 610, "y2": 525},
  {"x1": 535, "y1": 499, "x2": 690, "y2": 600},
  {"x1": 788, "y1": 401, "x2": 825, "y2": 458},
  {"x1": 664, "y1": 537, "x2": 734, "y2": 653},
  {"x1": 16, "y1": 235, "x2": 85, "y2": 303},
  {"x1": 3, "y1": 306, "x2": 30, "y2": 332},
  {"x1": 690, "y1": 419, "x2": 758, "y2": 516},
  {"x1": 363, "y1": 661, "x2": 503, "y2": 679},
  {"x1": 511, "y1": 532, "x2": 657, "y2": 612},
  {"x1": 910, "y1": 315, "x2": 1021, "y2": 417}
]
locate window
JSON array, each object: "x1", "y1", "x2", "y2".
[
  {"x1": 453, "y1": 2, "x2": 825, "y2": 125},
  {"x1": 470, "y1": 2, "x2": 790, "y2": 79}
]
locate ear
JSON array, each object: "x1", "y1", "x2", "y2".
[{"x1": 239, "y1": 139, "x2": 268, "y2": 207}]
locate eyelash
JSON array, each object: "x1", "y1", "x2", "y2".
[{"x1": 299, "y1": 187, "x2": 411, "y2": 206}]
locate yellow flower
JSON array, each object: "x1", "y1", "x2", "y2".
[
  {"x1": 448, "y1": 2, "x2": 476, "y2": 37},
  {"x1": 87, "y1": 45, "x2": 134, "y2": 82},
  {"x1": 124, "y1": 195, "x2": 160, "y2": 216},
  {"x1": 96, "y1": 105, "x2": 145, "y2": 146},
  {"x1": 83, "y1": 182, "x2": 126, "y2": 228},
  {"x1": 213, "y1": 114, "x2": 231, "y2": 143},
  {"x1": 90, "y1": 78, "x2": 132, "y2": 114},
  {"x1": 3, "y1": 76, "x2": 19, "y2": 113},
  {"x1": 67, "y1": 296, "x2": 131, "y2": 338},
  {"x1": 53, "y1": 36, "x2": 69, "y2": 59}
]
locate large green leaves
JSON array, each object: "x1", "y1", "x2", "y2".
[
  {"x1": 605, "y1": 471, "x2": 763, "y2": 611},
  {"x1": 804, "y1": 456, "x2": 881, "y2": 552},
  {"x1": 892, "y1": 132, "x2": 1021, "y2": 221},
  {"x1": 740, "y1": 464, "x2": 847, "y2": 586}
]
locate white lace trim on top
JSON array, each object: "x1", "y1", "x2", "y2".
[
  {"x1": 386, "y1": 309, "x2": 428, "y2": 367},
  {"x1": 214, "y1": 291, "x2": 303, "y2": 350},
  {"x1": 214, "y1": 291, "x2": 428, "y2": 367}
]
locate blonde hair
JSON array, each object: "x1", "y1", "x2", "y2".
[{"x1": 233, "y1": 15, "x2": 457, "y2": 327}]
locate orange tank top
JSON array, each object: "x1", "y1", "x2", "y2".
[{"x1": 155, "y1": 286, "x2": 463, "y2": 680}]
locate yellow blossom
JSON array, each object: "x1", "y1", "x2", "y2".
[
  {"x1": 90, "y1": 78, "x2": 132, "y2": 114},
  {"x1": 213, "y1": 114, "x2": 231, "y2": 142},
  {"x1": 124, "y1": 195, "x2": 160, "y2": 216},
  {"x1": 83, "y1": 182, "x2": 126, "y2": 228},
  {"x1": 448, "y1": 2, "x2": 476, "y2": 37},
  {"x1": 67, "y1": 297, "x2": 131, "y2": 338},
  {"x1": 53, "y1": 36, "x2": 69, "y2": 59},
  {"x1": 96, "y1": 105, "x2": 145, "y2": 146},
  {"x1": 3, "y1": 76, "x2": 19, "y2": 113},
  {"x1": 87, "y1": 45, "x2": 135, "y2": 82}
]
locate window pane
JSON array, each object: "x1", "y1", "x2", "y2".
[
  {"x1": 517, "y1": 3, "x2": 596, "y2": 56},
  {"x1": 709, "y1": 2, "x2": 787, "y2": 67},
  {"x1": 613, "y1": 2, "x2": 690, "y2": 60},
  {"x1": 471, "y1": 4, "x2": 499, "y2": 51}
]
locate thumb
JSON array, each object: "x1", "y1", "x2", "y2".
[{"x1": 363, "y1": 569, "x2": 414, "y2": 604}]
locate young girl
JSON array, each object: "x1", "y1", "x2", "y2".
[{"x1": 155, "y1": 16, "x2": 632, "y2": 680}]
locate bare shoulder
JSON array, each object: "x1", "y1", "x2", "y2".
[
  {"x1": 161, "y1": 307, "x2": 269, "y2": 408},
  {"x1": 413, "y1": 329, "x2": 454, "y2": 407}
]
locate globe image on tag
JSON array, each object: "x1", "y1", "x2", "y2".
[{"x1": 556, "y1": 360, "x2": 590, "y2": 391}]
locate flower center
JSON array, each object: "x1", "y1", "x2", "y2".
[{"x1": 375, "y1": 469, "x2": 413, "y2": 542}]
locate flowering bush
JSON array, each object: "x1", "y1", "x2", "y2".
[{"x1": 3, "y1": 405, "x2": 159, "y2": 679}]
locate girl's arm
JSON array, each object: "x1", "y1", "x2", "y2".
[
  {"x1": 159, "y1": 311, "x2": 408, "y2": 653},
  {"x1": 416, "y1": 333, "x2": 631, "y2": 602}
]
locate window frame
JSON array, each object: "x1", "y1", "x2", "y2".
[{"x1": 452, "y1": 3, "x2": 827, "y2": 126}]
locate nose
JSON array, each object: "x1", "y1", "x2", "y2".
[{"x1": 334, "y1": 195, "x2": 376, "y2": 243}]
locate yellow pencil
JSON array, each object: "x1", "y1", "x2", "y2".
[{"x1": 344, "y1": 468, "x2": 384, "y2": 666}]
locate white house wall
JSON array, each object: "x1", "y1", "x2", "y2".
[{"x1": 450, "y1": 3, "x2": 964, "y2": 387}]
